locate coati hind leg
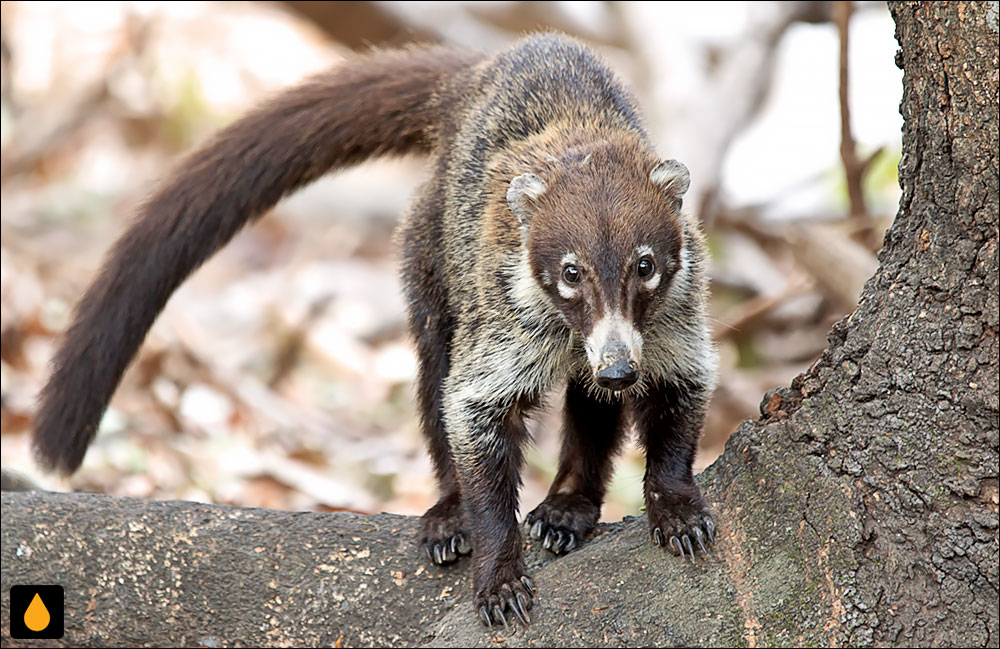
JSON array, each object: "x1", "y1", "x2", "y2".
[
  {"x1": 400, "y1": 195, "x2": 470, "y2": 566},
  {"x1": 413, "y1": 318, "x2": 471, "y2": 566},
  {"x1": 633, "y1": 378, "x2": 716, "y2": 559},
  {"x1": 525, "y1": 376, "x2": 627, "y2": 554}
]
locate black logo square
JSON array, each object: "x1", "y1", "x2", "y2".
[{"x1": 9, "y1": 585, "x2": 64, "y2": 639}]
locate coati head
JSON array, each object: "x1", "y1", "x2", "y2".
[{"x1": 507, "y1": 138, "x2": 691, "y2": 393}]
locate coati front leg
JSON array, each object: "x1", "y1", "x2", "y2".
[
  {"x1": 526, "y1": 376, "x2": 626, "y2": 554},
  {"x1": 634, "y1": 378, "x2": 717, "y2": 559},
  {"x1": 446, "y1": 390, "x2": 535, "y2": 628}
]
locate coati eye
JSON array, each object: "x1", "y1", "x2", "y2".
[
  {"x1": 637, "y1": 256, "x2": 656, "y2": 278},
  {"x1": 562, "y1": 265, "x2": 581, "y2": 284}
]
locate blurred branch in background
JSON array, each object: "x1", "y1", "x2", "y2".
[
  {"x1": 834, "y1": 0, "x2": 883, "y2": 249},
  {"x1": 0, "y1": 1, "x2": 901, "y2": 520},
  {"x1": 646, "y1": 1, "x2": 833, "y2": 229}
]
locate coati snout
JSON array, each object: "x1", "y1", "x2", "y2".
[
  {"x1": 588, "y1": 318, "x2": 641, "y2": 391},
  {"x1": 506, "y1": 138, "x2": 692, "y2": 394}
]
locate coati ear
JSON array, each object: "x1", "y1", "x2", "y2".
[
  {"x1": 507, "y1": 173, "x2": 548, "y2": 226},
  {"x1": 650, "y1": 159, "x2": 690, "y2": 206}
]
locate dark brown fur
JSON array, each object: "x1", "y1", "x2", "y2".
[{"x1": 33, "y1": 33, "x2": 717, "y2": 628}]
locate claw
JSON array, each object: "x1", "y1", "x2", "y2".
[
  {"x1": 450, "y1": 536, "x2": 458, "y2": 554},
  {"x1": 423, "y1": 544, "x2": 432, "y2": 561},
  {"x1": 705, "y1": 519, "x2": 716, "y2": 544},
  {"x1": 493, "y1": 605, "x2": 509, "y2": 629},
  {"x1": 514, "y1": 593, "x2": 531, "y2": 625},
  {"x1": 565, "y1": 533, "x2": 576, "y2": 552},
  {"x1": 456, "y1": 533, "x2": 471, "y2": 555},
  {"x1": 433, "y1": 544, "x2": 443, "y2": 564},
  {"x1": 670, "y1": 535, "x2": 684, "y2": 558},
  {"x1": 480, "y1": 605, "x2": 492, "y2": 628},
  {"x1": 543, "y1": 530, "x2": 553, "y2": 550},
  {"x1": 693, "y1": 527, "x2": 708, "y2": 554},
  {"x1": 682, "y1": 535, "x2": 695, "y2": 560},
  {"x1": 521, "y1": 576, "x2": 536, "y2": 592},
  {"x1": 552, "y1": 530, "x2": 565, "y2": 553},
  {"x1": 531, "y1": 520, "x2": 544, "y2": 539},
  {"x1": 653, "y1": 527, "x2": 664, "y2": 547}
]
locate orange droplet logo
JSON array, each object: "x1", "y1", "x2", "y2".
[{"x1": 24, "y1": 592, "x2": 51, "y2": 632}]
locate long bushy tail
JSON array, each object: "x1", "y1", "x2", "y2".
[{"x1": 33, "y1": 45, "x2": 482, "y2": 474}]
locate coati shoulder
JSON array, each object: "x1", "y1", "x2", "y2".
[{"x1": 33, "y1": 32, "x2": 717, "y2": 630}]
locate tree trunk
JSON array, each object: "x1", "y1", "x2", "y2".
[
  {"x1": 1, "y1": 1, "x2": 997, "y2": 646},
  {"x1": 700, "y1": 2, "x2": 999, "y2": 645}
]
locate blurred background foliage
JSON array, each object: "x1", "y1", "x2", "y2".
[{"x1": 0, "y1": 1, "x2": 901, "y2": 521}]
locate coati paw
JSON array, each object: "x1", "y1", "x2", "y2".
[
  {"x1": 476, "y1": 573, "x2": 535, "y2": 628},
  {"x1": 647, "y1": 498, "x2": 716, "y2": 560},
  {"x1": 525, "y1": 493, "x2": 599, "y2": 554},
  {"x1": 419, "y1": 496, "x2": 472, "y2": 565},
  {"x1": 421, "y1": 531, "x2": 472, "y2": 565}
]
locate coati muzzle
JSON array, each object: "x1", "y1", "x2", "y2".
[
  {"x1": 593, "y1": 341, "x2": 639, "y2": 391},
  {"x1": 586, "y1": 314, "x2": 643, "y2": 391}
]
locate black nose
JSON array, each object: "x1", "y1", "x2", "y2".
[{"x1": 595, "y1": 358, "x2": 638, "y2": 391}]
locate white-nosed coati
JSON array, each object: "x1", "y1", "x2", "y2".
[{"x1": 32, "y1": 33, "x2": 718, "y2": 628}]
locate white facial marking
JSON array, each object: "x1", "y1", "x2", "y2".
[
  {"x1": 584, "y1": 312, "x2": 643, "y2": 368},
  {"x1": 509, "y1": 249, "x2": 559, "y2": 319},
  {"x1": 558, "y1": 252, "x2": 581, "y2": 299},
  {"x1": 635, "y1": 245, "x2": 661, "y2": 291},
  {"x1": 557, "y1": 282, "x2": 579, "y2": 300}
]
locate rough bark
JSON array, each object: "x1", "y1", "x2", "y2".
[{"x1": 1, "y1": 1, "x2": 997, "y2": 647}]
